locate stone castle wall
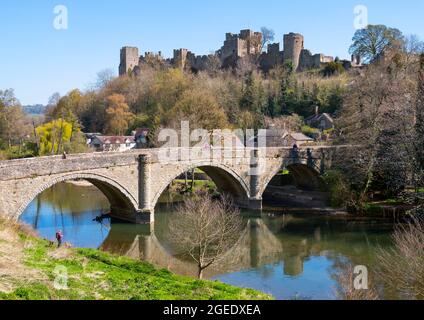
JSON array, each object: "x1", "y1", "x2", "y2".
[{"x1": 119, "y1": 29, "x2": 335, "y2": 76}]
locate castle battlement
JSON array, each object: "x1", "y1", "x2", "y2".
[{"x1": 119, "y1": 29, "x2": 334, "y2": 76}]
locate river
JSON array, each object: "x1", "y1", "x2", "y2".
[{"x1": 19, "y1": 182, "x2": 397, "y2": 300}]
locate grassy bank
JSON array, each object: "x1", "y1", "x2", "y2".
[{"x1": 0, "y1": 217, "x2": 272, "y2": 300}]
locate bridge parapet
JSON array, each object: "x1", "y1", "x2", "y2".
[{"x1": 0, "y1": 146, "x2": 340, "y2": 181}]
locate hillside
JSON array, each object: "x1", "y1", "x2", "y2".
[
  {"x1": 0, "y1": 217, "x2": 272, "y2": 300},
  {"x1": 22, "y1": 104, "x2": 45, "y2": 115}
]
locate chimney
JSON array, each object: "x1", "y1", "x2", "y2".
[{"x1": 315, "y1": 106, "x2": 319, "y2": 116}]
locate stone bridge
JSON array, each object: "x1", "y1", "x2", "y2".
[{"x1": 0, "y1": 146, "x2": 345, "y2": 223}]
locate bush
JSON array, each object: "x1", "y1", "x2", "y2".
[
  {"x1": 375, "y1": 218, "x2": 424, "y2": 300},
  {"x1": 322, "y1": 170, "x2": 353, "y2": 208},
  {"x1": 322, "y1": 61, "x2": 345, "y2": 77},
  {"x1": 301, "y1": 125, "x2": 320, "y2": 138},
  {"x1": 3, "y1": 145, "x2": 37, "y2": 160}
]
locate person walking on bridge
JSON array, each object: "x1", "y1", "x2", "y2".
[{"x1": 292, "y1": 144, "x2": 299, "y2": 159}]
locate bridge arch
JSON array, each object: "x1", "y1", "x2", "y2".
[
  {"x1": 259, "y1": 162, "x2": 326, "y2": 198},
  {"x1": 151, "y1": 163, "x2": 250, "y2": 209},
  {"x1": 15, "y1": 173, "x2": 139, "y2": 220},
  {"x1": 285, "y1": 163, "x2": 326, "y2": 191}
]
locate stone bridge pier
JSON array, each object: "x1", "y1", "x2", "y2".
[{"x1": 0, "y1": 146, "x2": 341, "y2": 224}]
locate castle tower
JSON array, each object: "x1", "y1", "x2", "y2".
[
  {"x1": 173, "y1": 49, "x2": 189, "y2": 70},
  {"x1": 240, "y1": 29, "x2": 263, "y2": 55},
  {"x1": 283, "y1": 33, "x2": 304, "y2": 71},
  {"x1": 119, "y1": 47, "x2": 139, "y2": 76}
]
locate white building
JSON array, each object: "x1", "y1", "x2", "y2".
[{"x1": 88, "y1": 135, "x2": 136, "y2": 152}]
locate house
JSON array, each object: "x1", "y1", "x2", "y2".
[
  {"x1": 245, "y1": 126, "x2": 290, "y2": 147},
  {"x1": 88, "y1": 135, "x2": 136, "y2": 152},
  {"x1": 246, "y1": 128, "x2": 315, "y2": 147},
  {"x1": 261, "y1": 127, "x2": 289, "y2": 147},
  {"x1": 84, "y1": 133, "x2": 102, "y2": 145},
  {"x1": 284, "y1": 133, "x2": 314, "y2": 147},
  {"x1": 305, "y1": 107, "x2": 335, "y2": 131}
]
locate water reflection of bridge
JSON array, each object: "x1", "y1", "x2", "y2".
[
  {"x1": 102, "y1": 218, "x2": 310, "y2": 278},
  {"x1": 100, "y1": 213, "x2": 394, "y2": 279},
  {"x1": 101, "y1": 219, "x2": 284, "y2": 278}
]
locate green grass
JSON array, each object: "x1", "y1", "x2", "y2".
[
  {"x1": 0, "y1": 232, "x2": 272, "y2": 300},
  {"x1": 362, "y1": 199, "x2": 405, "y2": 215}
]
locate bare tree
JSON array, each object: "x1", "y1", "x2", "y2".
[
  {"x1": 414, "y1": 54, "x2": 424, "y2": 188},
  {"x1": 168, "y1": 192, "x2": 244, "y2": 279},
  {"x1": 404, "y1": 35, "x2": 424, "y2": 55},
  {"x1": 95, "y1": 69, "x2": 116, "y2": 89},
  {"x1": 260, "y1": 27, "x2": 275, "y2": 52},
  {"x1": 337, "y1": 52, "x2": 418, "y2": 205}
]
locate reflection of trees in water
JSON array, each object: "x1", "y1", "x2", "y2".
[
  {"x1": 101, "y1": 217, "x2": 284, "y2": 279},
  {"x1": 331, "y1": 256, "x2": 379, "y2": 300},
  {"x1": 29, "y1": 182, "x2": 110, "y2": 230},
  {"x1": 39, "y1": 182, "x2": 109, "y2": 212},
  {"x1": 100, "y1": 211, "x2": 396, "y2": 282},
  {"x1": 263, "y1": 213, "x2": 395, "y2": 269}
]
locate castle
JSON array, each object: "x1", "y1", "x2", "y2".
[{"x1": 119, "y1": 29, "x2": 342, "y2": 76}]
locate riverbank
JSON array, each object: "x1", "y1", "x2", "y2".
[{"x1": 0, "y1": 217, "x2": 272, "y2": 300}]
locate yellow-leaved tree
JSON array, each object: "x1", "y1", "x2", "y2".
[{"x1": 36, "y1": 119, "x2": 73, "y2": 155}]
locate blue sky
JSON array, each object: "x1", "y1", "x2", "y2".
[{"x1": 1, "y1": 0, "x2": 423, "y2": 105}]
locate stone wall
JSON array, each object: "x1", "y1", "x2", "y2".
[{"x1": 119, "y1": 29, "x2": 334, "y2": 75}]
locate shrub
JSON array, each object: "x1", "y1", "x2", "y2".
[
  {"x1": 322, "y1": 61, "x2": 345, "y2": 77},
  {"x1": 375, "y1": 218, "x2": 424, "y2": 300},
  {"x1": 301, "y1": 125, "x2": 320, "y2": 138},
  {"x1": 322, "y1": 170, "x2": 353, "y2": 208}
]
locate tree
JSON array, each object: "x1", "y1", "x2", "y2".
[
  {"x1": 48, "y1": 92, "x2": 61, "y2": 107},
  {"x1": 105, "y1": 94, "x2": 134, "y2": 135},
  {"x1": 264, "y1": 114, "x2": 303, "y2": 133},
  {"x1": 415, "y1": 54, "x2": 424, "y2": 186},
  {"x1": 260, "y1": 27, "x2": 275, "y2": 52},
  {"x1": 0, "y1": 99, "x2": 6, "y2": 142},
  {"x1": 337, "y1": 55, "x2": 416, "y2": 205},
  {"x1": 36, "y1": 119, "x2": 73, "y2": 155},
  {"x1": 240, "y1": 71, "x2": 267, "y2": 116},
  {"x1": 0, "y1": 89, "x2": 20, "y2": 108},
  {"x1": 349, "y1": 25, "x2": 404, "y2": 63},
  {"x1": 167, "y1": 89, "x2": 229, "y2": 131},
  {"x1": 95, "y1": 69, "x2": 116, "y2": 89},
  {"x1": 322, "y1": 61, "x2": 345, "y2": 77},
  {"x1": 168, "y1": 192, "x2": 244, "y2": 279},
  {"x1": 0, "y1": 89, "x2": 31, "y2": 148}
]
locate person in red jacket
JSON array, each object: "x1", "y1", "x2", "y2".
[{"x1": 55, "y1": 230, "x2": 63, "y2": 248}]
